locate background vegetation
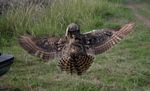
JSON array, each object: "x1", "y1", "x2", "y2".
[{"x1": 0, "y1": 0, "x2": 150, "y2": 91}]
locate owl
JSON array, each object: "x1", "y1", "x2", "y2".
[{"x1": 18, "y1": 23, "x2": 134, "y2": 75}]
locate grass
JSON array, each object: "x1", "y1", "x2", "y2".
[{"x1": 0, "y1": 0, "x2": 150, "y2": 91}]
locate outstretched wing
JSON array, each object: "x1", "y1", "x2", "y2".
[
  {"x1": 18, "y1": 35, "x2": 67, "y2": 61},
  {"x1": 83, "y1": 23, "x2": 134, "y2": 55}
]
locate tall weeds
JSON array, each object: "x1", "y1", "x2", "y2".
[{"x1": 0, "y1": 0, "x2": 132, "y2": 46}]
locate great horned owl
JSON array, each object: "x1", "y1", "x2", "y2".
[{"x1": 18, "y1": 23, "x2": 134, "y2": 75}]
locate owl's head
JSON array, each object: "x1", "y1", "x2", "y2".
[{"x1": 65, "y1": 23, "x2": 80, "y2": 38}]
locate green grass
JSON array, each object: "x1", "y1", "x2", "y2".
[{"x1": 0, "y1": 0, "x2": 150, "y2": 91}]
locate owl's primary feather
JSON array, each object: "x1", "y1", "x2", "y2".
[
  {"x1": 83, "y1": 23, "x2": 134, "y2": 54},
  {"x1": 18, "y1": 23, "x2": 134, "y2": 75},
  {"x1": 18, "y1": 35, "x2": 66, "y2": 60}
]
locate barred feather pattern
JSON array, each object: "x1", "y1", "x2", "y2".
[
  {"x1": 18, "y1": 35, "x2": 66, "y2": 60},
  {"x1": 83, "y1": 23, "x2": 134, "y2": 54},
  {"x1": 58, "y1": 54, "x2": 94, "y2": 75},
  {"x1": 94, "y1": 23, "x2": 134, "y2": 54}
]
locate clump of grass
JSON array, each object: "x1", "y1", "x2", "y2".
[
  {"x1": 1, "y1": 0, "x2": 133, "y2": 47},
  {"x1": 1, "y1": 0, "x2": 131, "y2": 37}
]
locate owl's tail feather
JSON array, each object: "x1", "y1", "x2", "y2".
[{"x1": 59, "y1": 54, "x2": 94, "y2": 75}]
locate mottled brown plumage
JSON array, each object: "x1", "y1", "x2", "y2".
[
  {"x1": 18, "y1": 35, "x2": 66, "y2": 60},
  {"x1": 18, "y1": 23, "x2": 134, "y2": 75},
  {"x1": 59, "y1": 54, "x2": 94, "y2": 75}
]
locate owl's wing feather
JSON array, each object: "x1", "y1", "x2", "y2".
[
  {"x1": 83, "y1": 23, "x2": 134, "y2": 54},
  {"x1": 18, "y1": 35, "x2": 66, "y2": 61}
]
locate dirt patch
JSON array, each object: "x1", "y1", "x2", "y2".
[{"x1": 127, "y1": 4, "x2": 150, "y2": 25}]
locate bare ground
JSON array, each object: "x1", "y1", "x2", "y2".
[{"x1": 127, "y1": 3, "x2": 150, "y2": 25}]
